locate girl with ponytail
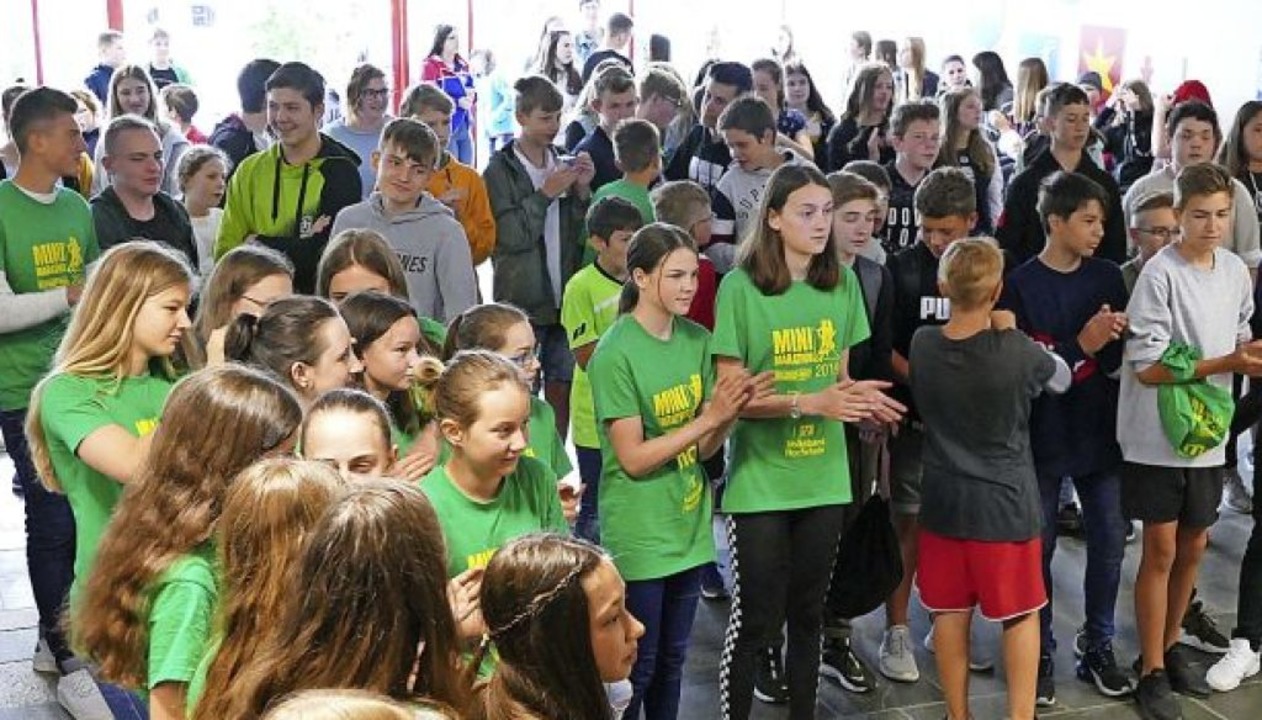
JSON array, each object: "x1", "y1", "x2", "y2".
[{"x1": 586, "y1": 222, "x2": 766, "y2": 718}]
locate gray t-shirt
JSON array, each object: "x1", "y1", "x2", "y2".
[
  {"x1": 1118, "y1": 244, "x2": 1253, "y2": 467},
  {"x1": 910, "y1": 327, "x2": 1057, "y2": 542}
]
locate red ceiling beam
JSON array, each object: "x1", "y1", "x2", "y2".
[
  {"x1": 30, "y1": 0, "x2": 45, "y2": 84},
  {"x1": 391, "y1": 0, "x2": 410, "y2": 110},
  {"x1": 106, "y1": 0, "x2": 124, "y2": 30}
]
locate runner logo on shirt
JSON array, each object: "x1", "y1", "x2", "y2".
[
  {"x1": 771, "y1": 319, "x2": 840, "y2": 382},
  {"x1": 32, "y1": 237, "x2": 86, "y2": 289},
  {"x1": 653, "y1": 374, "x2": 703, "y2": 471},
  {"x1": 135, "y1": 418, "x2": 159, "y2": 437}
]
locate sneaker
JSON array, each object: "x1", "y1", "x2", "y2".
[
  {"x1": 1206, "y1": 638, "x2": 1261, "y2": 692},
  {"x1": 1073, "y1": 626, "x2": 1088, "y2": 659},
  {"x1": 1058, "y1": 502, "x2": 1084, "y2": 536},
  {"x1": 821, "y1": 636, "x2": 875, "y2": 693},
  {"x1": 1036, "y1": 653, "x2": 1056, "y2": 708},
  {"x1": 32, "y1": 636, "x2": 58, "y2": 674},
  {"x1": 923, "y1": 623, "x2": 993, "y2": 672},
  {"x1": 700, "y1": 563, "x2": 729, "y2": 601},
  {"x1": 56, "y1": 668, "x2": 113, "y2": 720},
  {"x1": 1165, "y1": 646, "x2": 1211, "y2": 698},
  {"x1": 1077, "y1": 641, "x2": 1135, "y2": 697},
  {"x1": 1126, "y1": 520, "x2": 1138, "y2": 544},
  {"x1": 879, "y1": 625, "x2": 920, "y2": 682},
  {"x1": 1180, "y1": 600, "x2": 1230, "y2": 654},
  {"x1": 753, "y1": 646, "x2": 789, "y2": 704},
  {"x1": 1223, "y1": 468, "x2": 1253, "y2": 514},
  {"x1": 1135, "y1": 670, "x2": 1183, "y2": 720}
]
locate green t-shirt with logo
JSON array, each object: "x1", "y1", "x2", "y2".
[
  {"x1": 420, "y1": 456, "x2": 568, "y2": 578},
  {"x1": 0, "y1": 181, "x2": 100, "y2": 410},
  {"x1": 590, "y1": 314, "x2": 716, "y2": 581},
  {"x1": 711, "y1": 268, "x2": 870, "y2": 513},
  {"x1": 147, "y1": 543, "x2": 218, "y2": 691},
  {"x1": 526, "y1": 396, "x2": 573, "y2": 478},
  {"x1": 561, "y1": 262, "x2": 623, "y2": 448},
  {"x1": 39, "y1": 372, "x2": 173, "y2": 592}
]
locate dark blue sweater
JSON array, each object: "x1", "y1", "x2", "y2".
[{"x1": 999, "y1": 256, "x2": 1129, "y2": 478}]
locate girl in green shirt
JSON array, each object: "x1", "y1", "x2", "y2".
[
  {"x1": 26, "y1": 241, "x2": 192, "y2": 714},
  {"x1": 711, "y1": 164, "x2": 903, "y2": 720},
  {"x1": 229, "y1": 482, "x2": 471, "y2": 718},
  {"x1": 340, "y1": 290, "x2": 444, "y2": 479},
  {"x1": 73, "y1": 364, "x2": 304, "y2": 720},
  {"x1": 587, "y1": 222, "x2": 762, "y2": 719},
  {"x1": 189, "y1": 458, "x2": 347, "y2": 719},
  {"x1": 301, "y1": 388, "x2": 398, "y2": 482},
  {"x1": 444, "y1": 303, "x2": 576, "y2": 487}
]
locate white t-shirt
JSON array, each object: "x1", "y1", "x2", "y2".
[
  {"x1": 513, "y1": 145, "x2": 563, "y2": 306},
  {"x1": 189, "y1": 208, "x2": 223, "y2": 277}
]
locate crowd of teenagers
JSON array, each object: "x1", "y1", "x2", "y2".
[{"x1": 6, "y1": 4, "x2": 1262, "y2": 720}]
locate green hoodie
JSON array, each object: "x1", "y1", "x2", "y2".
[{"x1": 214, "y1": 133, "x2": 361, "y2": 292}]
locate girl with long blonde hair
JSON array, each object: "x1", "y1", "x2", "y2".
[
  {"x1": 936, "y1": 86, "x2": 1002, "y2": 233},
  {"x1": 73, "y1": 365, "x2": 302, "y2": 719},
  {"x1": 27, "y1": 241, "x2": 193, "y2": 596},
  {"x1": 188, "y1": 458, "x2": 347, "y2": 718}
]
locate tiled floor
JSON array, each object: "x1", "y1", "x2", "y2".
[{"x1": 3, "y1": 450, "x2": 1262, "y2": 718}]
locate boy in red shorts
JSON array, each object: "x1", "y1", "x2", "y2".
[{"x1": 909, "y1": 237, "x2": 1070, "y2": 720}]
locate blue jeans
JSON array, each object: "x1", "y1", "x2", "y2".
[
  {"x1": 449, "y1": 128, "x2": 474, "y2": 165},
  {"x1": 1039, "y1": 470, "x2": 1126, "y2": 653},
  {"x1": 0, "y1": 408, "x2": 76, "y2": 665},
  {"x1": 97, "y1": 679, "x2": 148, "y2": 718},
  {"x1": 575, "y1": 446, "x2": 601, "y2": 543},
  {"x1": 624, "y1": 567, "x2": 703, "y2": 720}
]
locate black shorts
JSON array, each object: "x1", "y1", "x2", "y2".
[{"x1": 1120, "y1": 462, "x2": 1222, "y2": 529}]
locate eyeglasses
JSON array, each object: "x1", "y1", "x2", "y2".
[
  {"x1": 240, "y1": 294, "x2": 270, "y2": 307},
  {"x1": 363, "y1": 88, "x2": 391, "y2": 99},
  {"x1": 1135, "y1": 226, "x2": 1182, "y2": 240},
  {"x1": 506, "y1": 347, "x2": 540, "y2": 369}
]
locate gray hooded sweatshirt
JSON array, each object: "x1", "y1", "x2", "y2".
[{"x1": 331, "y1": 192, "x2": 477, "y2": 324}]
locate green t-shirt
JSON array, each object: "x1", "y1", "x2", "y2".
[
  {"x1": 40, "y1": 372, "x2": 173, "y2": 591},
  {"x1": 583, "y1": 179, "x2": 656, "y2": 264},
  {"x1": 711, "y1": 268, "x2": 870, "y2": 513},
  {"x1": 184, "y1": 635, "x2": 217, "y2": 712},
  {"x1": 561, "y1": 263, "x2": 623, "y2": 448},
  {"x1": 147, "y1": 544, "x2": 218, "y2": 691},
  {"x1": 589, "y1": 314, "x2": 716, "y2": 581},
  {"x1": 420, "y1": 456, "x2": 568, "y2": 578},
  {"x1": 526, "y1": 396, "x2": 573, "y2": 478},
  {"x1": 0, "y1": 181, "x2": 100, "y2": 410}
]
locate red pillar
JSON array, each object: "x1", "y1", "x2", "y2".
[
  {"x1": 106, "y1": 0, "x2": 124, "y2": 30},
  {"x1": 391, "y1": 0, "x2": 410, "y2": 111},
  {"x1": 30, "y1": 0, "x2": 44, "y2": 84}
]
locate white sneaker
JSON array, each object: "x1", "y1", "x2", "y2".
[
  {"x1": 56, "y1": 668, "x2": 113, "y2": 720},
  {"x1": 1207, "y1": 638, "x2": 1261, "y2": 692},
  {"x1": 879, "y1": 625, "x2": 920, "y2": 682},
  {"x1": 923, "y1": 622, "x2": 995, "y2": 672},
  {"x1": 32, "y1": 636, "x2": 58, "y2": 674}
]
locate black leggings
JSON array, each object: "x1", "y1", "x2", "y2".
[{"x1": 719, "y1": 505, "x2": 847, "y2": 720}]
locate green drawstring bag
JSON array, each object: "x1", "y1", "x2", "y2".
[{"x1": 1157, "y1": 342, "x2": 1235, "y2": 458}]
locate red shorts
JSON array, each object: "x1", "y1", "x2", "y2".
[{"x1": 916, "y1": 529, "x2": 1046, "y2": 621}]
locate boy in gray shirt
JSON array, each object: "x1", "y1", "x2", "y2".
[{"x1": 1120, "y1": 163, "x2": 1262, "y2": 720}]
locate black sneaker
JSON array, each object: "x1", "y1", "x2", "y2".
[
  {"x1": 1073, "y1": 626, "x2": 1088, "y2": 659},
  {"x1": 821, "y1": 636, "x2": 874, "y2": 694},
  {"x1": 1036, "y1": 653, "x2": 1055, "y2": 708},
  {"x1": 754, "y1": 646, "x2": 789, "y2": 704},
  {"x1": 1135, "y1": 670, "x2": 1183, "y2": 720},
  {"x1": 1057, "y1": 502, "x2": 1084, "y2": 536},
  {"x1": 1179, "y1": 599, "x2": 1230, "y2": 654},
  {"x1": 1164, "y1": 646, "x2": 1210, "y2": 698},
  {"x1": 1076, "y1": 641, "x2": 1135, "y2": 697}
]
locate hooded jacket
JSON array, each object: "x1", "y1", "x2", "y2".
[
  {"x1": 214, "y1": 133, "x2": 362, "y2": 293},
  {"x1": 330, "y1": 192, "x2": 477, "y2": 324},
  {"x1": 484, "y1": 140, "x2": 590, "y2": 326},
  {"x1": 208, "y1": 114, "x2": 265, "y2": 177},
  {"x1": 426, "y1": 152, "x2": 497, "y2": 265},
  {"x1": 90, "y1": 186, "x2": 199, "y2": 268}
]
